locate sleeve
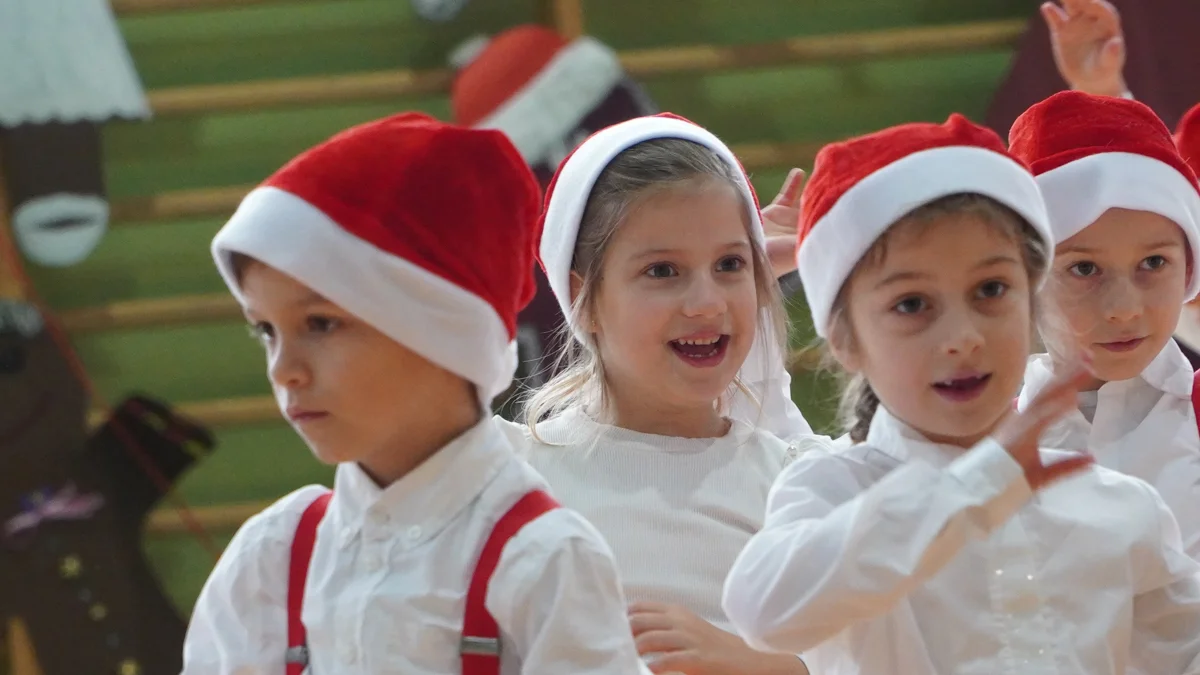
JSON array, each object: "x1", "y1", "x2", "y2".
[
  {"x1": 722, "y1": 437, "x2": 1032, "y2": 654},
  {"x1": 181, "y1": 486, "x2": 327, "y2": 675},
  {"x1": 1128, "y1": 481, "x2": 1200, "y2": 674},
  {"x1": 486, "y1": 508, "x2": 653, "y2": 675}
]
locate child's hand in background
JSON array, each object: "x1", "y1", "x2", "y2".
[{"x1": 1042, "y1": 0, "x2": 1128, "y2": 98}]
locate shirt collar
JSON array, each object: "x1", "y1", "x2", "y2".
[
  {"x1": 865, "y1": 407, "x2": 964, "y2": 468},
  {"x1": 329, "y1": 417, "x2": 511, "y2": 546},
  {"x1": 1019, "y1": 341, "x2": 1192, "y2": 409}
]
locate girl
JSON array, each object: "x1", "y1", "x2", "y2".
[
  {"x1": 496, "y1": 114, "x2": 809, "y2": 674},
  {"x1": 1008, "y1": 91, "x2": 1200, "y2": 559},
  {"x1": 182, "y1": 113, "x2": 651, "y2": 675},
  {"x1": 722, "y1": 113, "x2": 1200, "y2": 674}
]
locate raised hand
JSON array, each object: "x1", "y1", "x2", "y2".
[
  {"x1": 991, "y1": 362, "x2": 1094, "y2": 489},
  {"x1": 1042, "y1": 0, "x2": 1128, "y2": 98}
]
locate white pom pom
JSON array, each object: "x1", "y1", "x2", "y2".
[{"x1": 449, "y1": 34, "x2": 491, "y2": 69}]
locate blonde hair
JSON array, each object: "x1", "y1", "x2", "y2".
[
  {"x1": 522, "y1": 138, "x2": 788, "y2": 440},
  {"x1": 823, "y1": 193, "x2": 1050, "y2": 442}
]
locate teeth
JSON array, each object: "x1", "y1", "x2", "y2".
[{"x1": 677, "y1": 336, "x2": 721, "y2": 346}]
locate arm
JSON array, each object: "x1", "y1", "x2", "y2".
[
  {"x1": 722, "y1": 438, "x2": 1032, "y2": 654},
  {"x1": 488, "y1": 509, "x2": 653, "y2": 675},
  {"x1": 1129, "y1": 481, "x2": 1200, "y2": 674},
  {"x1": 181, "y1": 487, "x2": 325, "y2": 675}
]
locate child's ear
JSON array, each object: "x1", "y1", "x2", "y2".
[
  {"x1": 826, "y1": 321, "x2": 862, "y2": 374},
  {"x1": 568, "y1": 271, "x2": 596, "y2": 334}
]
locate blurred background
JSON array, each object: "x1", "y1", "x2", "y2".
[{"x1": 4, "y1": 0, "x2": 1195, "y2": 672}]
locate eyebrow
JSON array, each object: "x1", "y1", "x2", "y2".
[
  {"x1": 241, "y1": 291, "x2": 333, "y2": 320},
  {"x1": 633, "y1": 240, "x2": 751, "y2": 259},
  {"x1": 873, "y1": 255, "x2": 1019, "y2": 290},
  {"x1": 1061, "y1": 240, "x2": 1182, "y2": 256}
]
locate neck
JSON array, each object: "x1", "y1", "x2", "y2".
[
  {"x1": 605, "y1": 388, "x2": 729, "y2": 439},
  {"x1": 359, "y1": 399, "x2": 483, "y2": 487}
]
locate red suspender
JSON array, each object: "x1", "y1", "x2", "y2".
[
  {"x1": 1191, "y1": 369, "x2": 1200, "y2": 429},
  {"x1": 283, "y1": 489, "x2": 558, "y2": 675},
  {"x1": 460, "y1": 490, "x2": 559, "y2": 675},
  {"x1": 285, "y1": 491, "x2": 332, "y2": 675}
]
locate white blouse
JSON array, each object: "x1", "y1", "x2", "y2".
[
  {"x1": 181, "y1": 419, "x2": 651, "y2": 675},
  {"x1": 723, "y1": 407, "x2": 1200, "y2": 675},
  {"x1": 1019, "y1": 340, "x2": 1200, "y2": 559}
]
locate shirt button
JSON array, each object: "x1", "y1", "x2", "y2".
[{"x1": 407, "y1": 526, "x2": 422, "y2": 541}]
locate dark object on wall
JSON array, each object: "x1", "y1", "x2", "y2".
[
  {"x1": 0, "y1": 0, "x2": 151, "y2": 268},
  {"x1": 986, "y1": 0, "x2": 1200, "y2": 139},
  {"x1": 0, "y1": 299, "x2": 215, "y2": 675}
]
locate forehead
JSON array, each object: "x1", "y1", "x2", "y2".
[
  {"x1": 862, "y1": 213, "x2": 1020, "y2": 275},
  {"x1": 239, "y1": 261, "x2": 328, "y2": 307},
  {"x1": 612, "y1": 181, "x2": 750, "y2": 250},
  {"x1": 1059, "y1": 208, "x2": 1186, "y2": 252}
]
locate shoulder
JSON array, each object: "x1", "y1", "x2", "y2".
[
  {"x1": 765, "y1": 435, "x2": 888, "y2": 505},
  {"x1": 211, "y1": 484, "x2": 332, "y2": 579},
  {"x1": 488, "y1": 501, "x2": 617, "y2": 593},
  {"x1": 1043, "y1": 451, "x2": 1164, "y2": 523}
]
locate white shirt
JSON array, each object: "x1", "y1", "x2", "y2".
[
  {"x1": 496, "y1": 408, "x2": 794, "y2": 634},
  {"x1": 722, "y1": 408, "x2": 1200, "y2": 675},
  {"x1": 1019, "y1": 341, "x2": 1200, "y2": 559},
  {"x1": 181, "y1": 419, "x2": 651, "y2": 675}
]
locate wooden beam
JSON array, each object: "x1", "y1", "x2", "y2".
[
  {"x1": 142, "y1": 20, "x2": 1024, "y2": 116},
  {"x1": 87, "y1": 393, "x2": 278, "y2": 430},
  {"x1": 58, "y1": 292, "x2": 240, "y2": 333},
  {"x1": 147, "y1": 499, "x2": 269, "y2": 534},
  {"x1": 110, "y1": 140, "x2": 825, "y2": 226},
  {"x1": 111, "y1": 0, "x2": 301, "y2": 15},
  {"x1": 543, "y1": 0, "x2": 585, "y2": 39}
]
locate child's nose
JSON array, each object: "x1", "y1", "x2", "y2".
[{"x1": 681, "y1": 275, "x2": 727, "y2": 318}]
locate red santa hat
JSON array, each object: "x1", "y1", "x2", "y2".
[
  {"x1": 1009, "y1": 91, "x2": 1200, "y2": 299},
  {"x1": 1177, "y1": 102, "x2": 1200, "y2": 184},
  {"x1": 797, "y1": 113, "x2": 1052, "y2": 338},
  {"x1": 450, "y1": 25, "x2": 624, "y2": 166},
  {"x1": 210, "y1": 112, "x2": 541, "y2": 405}
]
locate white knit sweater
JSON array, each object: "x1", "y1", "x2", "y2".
[{"x1": 495, "y1": 408, "x2": 796, "y2": 633}]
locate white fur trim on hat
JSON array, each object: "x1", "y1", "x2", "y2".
[
  {"x1": 1036, "y1": 152, "x2": 1200, "y2": 300},
  {"x1": 211, "y1": 186, "x2": 519, "y2": 405},
  {"x1": 475, "y1": 37, "x2": 624, "y2": 165},
  {"x1": 797, "y1": 145, "x2": 1052, "y2": 338}
]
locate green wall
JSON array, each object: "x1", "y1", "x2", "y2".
[{"x1": 20, "y1": 0, "x2": 1036, "y2": 614}]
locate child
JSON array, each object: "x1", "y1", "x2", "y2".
[
  {"x1": 1008, "y1": 91, "x2": 1200, "y2": 559},
  {"x1": 495, "y1": 114, "x2": 808, "y2": 674},
  {"x1": 181, "y1": 113, "x2": 651, "y2": 675},
  {"x1": 722, "y1": 113, "x2": 1200, "y2": 674}
]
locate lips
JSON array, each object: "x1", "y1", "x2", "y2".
[
  {"x1": 931, "y1": 373, "x2": 992, "y2": 402},
  {"x1": 669, "y1": 335, "x2": 730, "y2": 369},
  {"x1": 1097, "y1": 337, "x2": 1145, "y2": 353}
]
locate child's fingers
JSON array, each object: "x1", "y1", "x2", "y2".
[
  {"x1": 628, "y1": 612, "x2": 675, "y2": 636},
  {"x1": 647, "y1": 652, "x2": 699, "y2": 675},
  {"x1": 1059, "y1": 0, "x2": 1087, "y2": 17},
  {"x1": 1041, "y1": 2, "x2": 1069, "y2": 32},
  {"x1": 1031, "y1": 452, "x2": 1094, "y2": 489},
  {"x1": 772, "y1": 168, "x2": 806, "y2": 207},
  {"x1": 1085, "y1": 0, "x2": 1121, "y2": 30},
  {"x1": 628, "y1": 600, "x2": 672, "y2": 616},
  {"x1": 634, "y1": 629, "x2": 688, "y2": 655}
]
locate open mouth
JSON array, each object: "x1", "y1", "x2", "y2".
[
  {"x1": 1097, "y1": 337, "x2": 1145, "y2": 353},
  {"x1": 931, "y1": 374, "x2": 992, "y2": 402},
  {"x1": 669, "y1": 335, "x2": 730, "y2": 368}
]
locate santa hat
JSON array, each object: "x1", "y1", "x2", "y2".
[
  {"x1": 450, "y1": 25, "x2": 624, "y2": 165},
  {"x1": 537, "y1": 113, "x2": 816, "y2": 439},
  {"x1": 538, "y1": 113, "x2": 764, "y2": 333},
  {"x1": 1009, "y1": 91, "x2": 1200, "y2": 299},
  {"x1": 1177, "y1": 102, "x2": 1200, "y2": 184},
  {"x1": 797, "y1": 113, "x2": 1052, "y2": 338},
  {"x1": 210, "y1": 112, "x2": 541, "y2": 405}
]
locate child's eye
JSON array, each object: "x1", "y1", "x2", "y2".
[
  {"x1": 977, "y1": 280, "x2": 1009, "y2": 300},
  {"x1": 716, "y1": 255, "x2": 747, "y2": 273},
  {"x1": 307, "y1": 315, "x2": 341, "y2": 333},
  {"x1": 892, "y1": 296, "x2": 926, "y2": 315},
  {"x1": 1068, "y1": 261, "x2": 1099, "y2": 278},
  {"x1": 1140, "y1": 255, "x2": 1168, "y2": 271},
  {"x1": 645, "y1": 263, "x2": 677, "y2": 279},
  {"x1": 246, "y1": 321, "x2": 274, "y2": 344}
]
